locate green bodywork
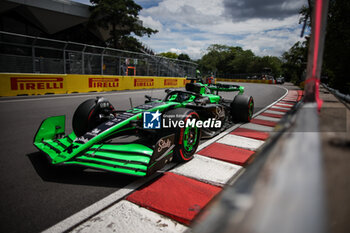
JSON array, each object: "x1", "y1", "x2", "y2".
[
  {"x1": 34, "y1": 102, "x2": 177, "y2": 176},
  {"x1": 33, "y1": 81, "x2": 244, "y2": 176}
]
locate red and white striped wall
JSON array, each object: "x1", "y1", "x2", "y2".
[{"x1": 70, "y1": 90, "x2": 304, "y2": 233}]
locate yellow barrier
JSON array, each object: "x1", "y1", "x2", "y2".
[
  {"x1": 216, "y1": 78, "x2": 276, "y2": 84},
  {"x1": 0, "y1": 73, "x2": 188, "y2": 97},
  {"x1": 0, "y1": 73, "x2": 67, "y2": 96}
]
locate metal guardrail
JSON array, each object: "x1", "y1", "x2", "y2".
[
  {"x1": 0, "y1": 31, "x2": 197, "y2": 77},
  {"x1": 322, "y1": 83, "x2": 350, "y2": 104}
]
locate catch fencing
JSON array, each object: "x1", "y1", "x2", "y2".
[{"x1": 0, "y1": 31, "x2": 197, "y2": 77}]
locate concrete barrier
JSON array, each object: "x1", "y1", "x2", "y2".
[{"x1": 0, "y1": 73, "x2": 188, "y2": 97}]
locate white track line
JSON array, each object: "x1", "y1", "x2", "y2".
[{"x1": 43, "y1": 85, "x2": 289, "y2": 233}]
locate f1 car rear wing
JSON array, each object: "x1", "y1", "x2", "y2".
[
  {"x1": 207, "y1": 83, "x2": 244, "y2": 94},
  {"x1": 186, "y1": 77, "x2": 245, "y2": 95}
]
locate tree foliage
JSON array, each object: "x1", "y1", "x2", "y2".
[
  {"x1": 198, "y1": 44, "x2": 282, "y2": 78},
  {"x1": 281, "y1": 40, "x2": 308, "y2": 83},
  {"x1": 285, "y1": 0, "x2": 350, "y2": 92},
  {"x1": 157, "y1": 52, "x2": 191, "y2": 61},
  {"x1": 89, "y1": 0, "x2": 158, "y2": 51},
  {"x1": 158, "y1": 52, "x2": 178, "y2": 59},
  {"x1": 323, "y1": 0, "x2": 350, "y2": 93},
  {"x1": 178, "y1": 53, "x2": 191, "y2": 61}
]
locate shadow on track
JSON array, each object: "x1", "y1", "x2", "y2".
[{"x1": 27, "y1": 152, "x2": 138, "y2": 188}]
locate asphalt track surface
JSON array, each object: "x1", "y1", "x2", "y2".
[{"x1": 0, "y1": 82, "x2": 286, "y2": 233}]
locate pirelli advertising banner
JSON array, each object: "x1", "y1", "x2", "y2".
[
  {"x1": 67, "y1": 75, "x2": 122, "y2": 93},
  {"x1": 0, "y1": 73, "x2": 67, "y2": 96},
  {"x1": 0, "y1": 73, "x2": 187, "y2": 97}
]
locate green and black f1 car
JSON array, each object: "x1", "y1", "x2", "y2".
[{"x1": 33, "y1": 78, "x2": 254, "y2": 176}]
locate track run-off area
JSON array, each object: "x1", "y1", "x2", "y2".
[{"x1": 0, "y1": 82, "x2": 289, "y2": 233}]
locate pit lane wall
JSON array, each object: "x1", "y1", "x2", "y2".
[
  {"x1": 216, "y1": 78, "x2": 276, "y2": 84},
  {"x1": 0, "y1": 73, "x2": 188, "y2": 97}
]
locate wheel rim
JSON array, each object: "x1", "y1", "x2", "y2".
[{"x1": 183, "y1": 124, "x2": 198, "y2": 152}]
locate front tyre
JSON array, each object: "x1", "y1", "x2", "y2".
[
  {"x1": 72, "y1": 97, "x2": 115, "y2": 137},
  {"x1": 163, "y1": 108, "x2": 200, "y2": 162},
  {"x1": 231, "y1": 95, "x2": 254, "y2": 122}
]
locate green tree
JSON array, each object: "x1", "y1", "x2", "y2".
[
  {"x1": 178, "y1": 53, "x2": 191, "y2": 61},
  {"x1": 198, "y1": 44, "x2": 282, "y2": 78},
  {"x1": 261, "y1": 56, "x2": 283, "y2": 77},
  {"x1": 297, "y1": 0, "x2": 350, "y2": 92},
  {"x1": 158, "y1": 52, "x2": 178, "y2": 59},
  {"x1": 323, "y1": 0, "x2": 350, "y2": 93},
  {"x1": 198, "y1": 44, "x2": 231, "y2": 76},
  {"x1": 228, "y1": 48, "x2": 255, "y2": 74},
  {"x1": 89, "y1": 0, "x2": 158, "y2": 50},
  {"x1": 281, "y1": 40, "x2": 308, "y2": 83}
]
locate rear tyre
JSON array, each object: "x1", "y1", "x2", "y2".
[
  {"x1": 231, "y1": 95, "x2": 254, "y2": 122},
  {"x1": 163, "y1": 108, "x2": 200, "y2": 162}
]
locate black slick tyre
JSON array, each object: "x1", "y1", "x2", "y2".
[
  {"x1": 231, "y1": 95, "x2": 254, "y2": 122},
  {"x1": 72, "y1": 99, "x2": 97, "y2": 137},
  {"x1": 73, "y1": 97, "x2": 116, "y2": 137}
]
